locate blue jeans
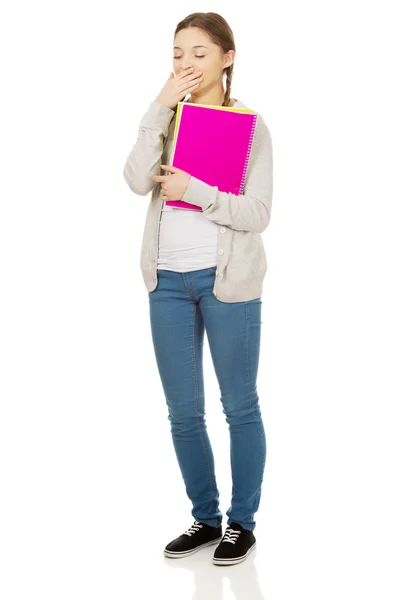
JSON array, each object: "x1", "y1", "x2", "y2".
[{"x1": 148, "y1": 267, "x2": 267, "y2": 532}]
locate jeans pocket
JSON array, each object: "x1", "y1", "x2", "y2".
[{"x1": 206, "y1": 266, "x2": 217, "y2": 274}]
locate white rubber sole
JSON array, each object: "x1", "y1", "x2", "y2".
[
  {"x1": 212, "y1": 541, "x2": 257, "y2": 565},
  {"x1": 164, "y1": 535, "x2": 223, "y2": 558}
]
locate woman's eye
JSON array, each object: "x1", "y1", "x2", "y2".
[{"x1": 174, "y1": 56, "x2": 205, "y2": 59}]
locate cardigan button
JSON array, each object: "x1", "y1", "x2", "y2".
[
  {"x1": 220, "y1": 226, "x2": 226, "y2": 233},
  {"x1": 218, "y1": 249, "x2": 224, "y2": 255}
]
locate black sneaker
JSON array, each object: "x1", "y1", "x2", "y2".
[
  {"x1": 164, "y1": 520, "x2": 223, "y2": 559},
  {"x1": 213, "y1": 522, "x2": 256, "y2": 565}
]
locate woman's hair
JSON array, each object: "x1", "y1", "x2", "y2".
[{"x1": 175, "y1": 12, "x2": 235, "y2": 107}]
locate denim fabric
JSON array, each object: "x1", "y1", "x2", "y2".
[{"x1": 148, "y1": 267, "x2": 267, "y2": 532}]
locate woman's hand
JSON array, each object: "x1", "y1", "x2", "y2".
[
  {"x1": 154, "y1": 69, "x2": 203, "y2": 110},
  {"x1": 152, "y1": 165, "x2": 191, "y2": 201}
]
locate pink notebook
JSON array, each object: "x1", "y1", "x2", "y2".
[{"x1": 165, "y1": 102, "x2": 257, "y2": 210}]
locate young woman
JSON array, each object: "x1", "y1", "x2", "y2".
[{"x1": 123, "y1": 12, "x2": 273, "y2": 566}]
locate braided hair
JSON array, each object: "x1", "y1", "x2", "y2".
[{"x1": 222, "y1": 64, "x2": 233, "y2": 107}]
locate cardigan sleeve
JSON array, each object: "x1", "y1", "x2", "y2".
[
  {"x1": 123, "y1": 102, "x2": 175, "y2": 196},
  {"x1": 180, "y1": 118, "x2": 273, "y2": 234}
]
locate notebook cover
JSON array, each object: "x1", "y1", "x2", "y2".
[{"x1": 165, "y1": 102, "x2": 257, "y2": 211}]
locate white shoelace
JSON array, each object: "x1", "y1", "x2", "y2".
[
  {"x1": 221, "y1": 527, "x2": 242, "y2": 544},
  {"x1": 183, "y1": 520, "x2": 204, "y2": 536}
]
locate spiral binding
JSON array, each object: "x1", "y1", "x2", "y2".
[{"x1": 239, "y1": 114, "x2": 257, "y2": 195}]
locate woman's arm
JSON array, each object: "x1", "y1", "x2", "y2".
[{"x1": 123, "y1": 102, "x2": 175, "y2": 196}]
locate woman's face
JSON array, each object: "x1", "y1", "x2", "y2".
[{"x1": 173, "y1": 27, "x2": 233, "y2": 92}]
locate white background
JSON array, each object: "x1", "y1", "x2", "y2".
[{"x1": 1, "y1": 1, "x2": 399, "y2": 598}]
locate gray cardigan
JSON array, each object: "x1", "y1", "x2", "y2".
[{"x1": 123, "y1": 99, "x2": 273, "y2": 302}]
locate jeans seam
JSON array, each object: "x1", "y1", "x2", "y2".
[
  {"x1": 245, "y1": 303, "x2": 250, "y2": 380},
  {"x1": 192, "y1": 302, "x2": 218, "y2": 523},
  {"x1": 245, "y1": 301, "x2": 265, "y2": 518}
]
